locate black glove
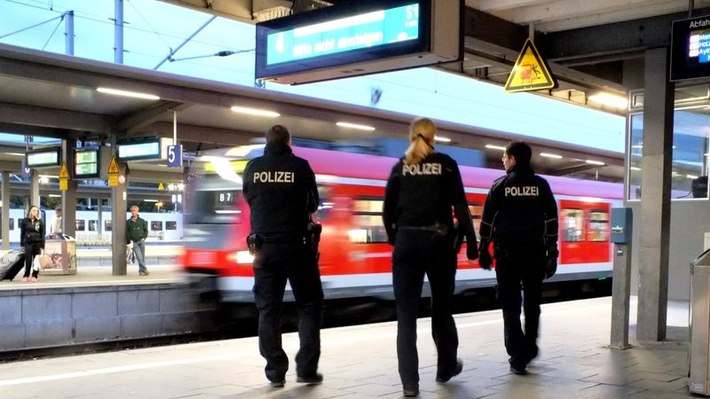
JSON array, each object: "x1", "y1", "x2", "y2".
[
  {"x1": 478, "y1": 240, "x2": 492, "y2": 270},
  {"x1": 546, "y1": 244, "x2": 559, "y2": 279}
]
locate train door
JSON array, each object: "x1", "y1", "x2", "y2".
[{"x1": 559, "y1": 200, "x2": 611, "y2": 264}]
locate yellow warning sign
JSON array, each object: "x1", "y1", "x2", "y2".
[
  {"x1": 58, "y1": 162, "x2": 69, "y2": 179},
  {"x1": 504, "y1": 38, "x2": 558, "y2": 93},
  {"x1": 108, "y1": 155, "x2": 120, "y2": 175},
  {"x1": 108, "y1": 175, "x2": 118, "y2": 187},
  {"x1": 59, "y1": 179, "x2": 68, "y2": 191},
  {"x1": 158, "y1": 183, "x2": 164, "y2": 190}
]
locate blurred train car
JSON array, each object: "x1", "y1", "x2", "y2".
[
  {"x1": 1, "y1": 208, "x2": 182, "y2": 244},
  {"x1": 181, "y1": 145, "x2": 623, "y2": 302}
]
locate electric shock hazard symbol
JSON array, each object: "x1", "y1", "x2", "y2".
[{"x1": 505, "y1": 38, "x2": 558, "y2": 93}]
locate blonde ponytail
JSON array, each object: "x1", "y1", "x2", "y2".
[{"x1": 404, "y1": 117, "x2": 436, "y2": 165}]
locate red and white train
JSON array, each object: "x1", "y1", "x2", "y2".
[{"x1": 180, "y1": 144, "x2": 623, "y2": 302}]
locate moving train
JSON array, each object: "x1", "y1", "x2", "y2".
[
  {"x1": 180, "y1": 144, "x2": 623, "y2": 302},
  {"x1": 1, "y1": 208, "x2": 183, "y2": 244}
]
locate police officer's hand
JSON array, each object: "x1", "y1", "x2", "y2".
[
  {"x1": 546, "y1": 244, "x2": 559, "y2": 279},
  {"x1": 478, "y1": 240, "x2": 492, "y2": 270}
]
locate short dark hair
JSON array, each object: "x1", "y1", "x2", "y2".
[
  {"x1": 505, "y1": 141, "x2": 532, "y2": 167},
  {"x1": 266, "y1": 125, "x2": 290, "y2": 146}
]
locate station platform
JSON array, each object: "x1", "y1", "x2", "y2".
[{"x1": 0, "y1": 296, "x2": 693, "y2": 399}]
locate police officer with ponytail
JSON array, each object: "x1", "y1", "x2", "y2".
[
  {"x1": 243, "y1": 124, "x2": 324, "y2": 389},
  {"x1": 383, "y1": 117, "x2": 478, "y2": 397},
  {"x1": 478, "y1": 141, "x2": 558, "y2": 375}
]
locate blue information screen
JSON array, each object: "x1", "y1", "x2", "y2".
[
  {"x1": 266, "y1": 4, "x2": 420, "y2": 66},
  {"x1": 671, "y1": 16, "x2": 710, "y2": 81}
]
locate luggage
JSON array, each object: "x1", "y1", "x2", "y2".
[{"x1": 0, "y1": 250, "x2": 26, "y2": 281}]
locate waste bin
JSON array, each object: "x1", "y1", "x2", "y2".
[{"x1": 39, "y1": 234, "x2": 77, "y2": 275}]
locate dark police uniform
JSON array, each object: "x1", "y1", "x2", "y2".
[
  {"x1": 479, "y1": 163, "x2": 558, "y2": 370},
  {"x1": 243, "y1": 142, "x2": 323, "y2": 385},
  {"x1": 382, "y1": 152, "x2": 477, "y2": 389}
]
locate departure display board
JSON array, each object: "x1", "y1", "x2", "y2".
[
  {"x1": 255, "y1": 0, "x2": 460, "y2": 84},
  {"x1": 116, "y1": 137, "x2": 168, "y2": 161},
  {"x1": 671, "y1": 16, "x2": 710, "y2": 81},
  {"x1": 73, "y1": 148, "x2": 100, "y2": 178},
  {"x1": 26, "y1": 147, "x2": 61, "y2": 168}
]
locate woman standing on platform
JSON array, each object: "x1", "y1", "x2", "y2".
[
  {"x1": 383, "y1": 117, "x2": 479, "y2": 397},
  {"x1": 19, "y1": 205, "x2": 45, "y2": 282}
]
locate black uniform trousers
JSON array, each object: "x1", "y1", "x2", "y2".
[
  {"x1": 252, "y1": 238, "x2": 324, "y2": 383},
  {"x1": 494, "y1": 245, "x2": 546, "y2": 369},
  {"x1": 392, "y1": 229, "x2": 459, "y2": 387}
]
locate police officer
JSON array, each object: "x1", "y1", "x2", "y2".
[
  {"x1": 242, "y1": 124, "x2": 324, "y2": 388},
  {"x1": 478, "y1": 141, "x2": 558, "y2": 375},
  {"x1": 383, "y1": 117, "x2": 478, "y2": 398}
]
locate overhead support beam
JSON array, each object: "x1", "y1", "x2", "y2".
[
  {"x1": 0, "y1": 160, "x2": 22, "y2": 171},
  {"x1": 0, "y1": 122, "x2": 70, "y2": 139},
  {"x1": 0, "y1": 102, "x2": 114, "y2": 134},
  {"x1": 546, "y1": 163, "x2": 610, "y2": 176},
  {"x1": 156, "y1": 0, "x2": 254, "y2": 22},
  {"x1": 117, "y1": 101, "x2": 189, "y2": 135},
  {"x1": 147, "y1": 121, "x2": 261, "y2": 146},
  {"x1": 124, "y1": 168, "x2": 184, "y2": 182}
]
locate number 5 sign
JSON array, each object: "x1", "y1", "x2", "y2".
[{"x1": 167, "y1": 144, "x2": 183, "y2": 167}]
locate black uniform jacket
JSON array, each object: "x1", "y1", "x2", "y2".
[
  {"x1": 479, "y1": 164, "x2": 558, "y2": 249},
  {"x1": 20, "y1": 217, "x2": 45, "y2": 248},
  {"x1": 243, "y1": 143, "x2": 319, "y2": 236},
  {"x1": 382, "y1": 151, "x2": 478, "y2": 260}
]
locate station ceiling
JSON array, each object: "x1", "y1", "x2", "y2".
[{"x1": 6, "y1": 0, "x2": 709, "y2": 184}]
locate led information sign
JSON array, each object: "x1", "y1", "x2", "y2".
[
  {"x1": 73, "y1": 148, "x2": 100, "y2": 179},
  {"x1": 256, "y1": 0, "x2": 460, "y2": 84},
  {"x1": 671, "y1": 16, "x2": 710, "y2": 81},
  {"x1": 26, "y1": 147, "x2": 61, "y2": 168},
  {"x1": 116, "y1": 137, "x2": 169, "y2": 161}
]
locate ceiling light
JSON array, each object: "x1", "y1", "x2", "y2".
[
  {"x1": 434, "y1": 136, "x2": 451, "y2": 143},
  {"x1": 96, "y1": 87, "x2": 160, "y2": 100},
  {"x1": 630, "y1": 166, "x2": 642, "y2": 171},
  {"x1": 687, "y1": 174, "x2": 700, "y2": 179},
  {"x1": 485, "y1": 144, "x2": 506, "y2": 151},
  {"x1": 143, "y1": 199, "x2": 159, "y2": 202},
  {"x1": 585, "y1": 160, "x2": 605, "y2": 165},
  {"x1": 230, "y1": 106, "x2": 280, "y2": 117},
  {"x1": 540, "y1": 152, "x2": 562, "y2": 159},
  {"x1": 588, "y1": 92, "x2": 628, "y2": 110},
  {"x1": 335, "y1": 122, "x2": 375, "y2": 131}
]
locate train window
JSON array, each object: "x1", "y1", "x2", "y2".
[
  {"x1": 351, "y1": 198, "x2": 388, "y2": 243},
  {"x1": 561, "y1": 209, "x2": 584, "y2": 242},
  {"x1": 588, "y1": 210, "x2": 609, "y2": 242},
  {"x1": 316, "y1": 185, "x2": 332, "y2": 221},
  {"x1": 469, "y1": 203, "x2": 483, "y2": 240},
  {"x1": 166, "y1": 221, "x2": 177, "y2": 230},
  {"x1": 76, "y1": 220, "x2": 85, "y2": 231},
  {"x1": 105, "y1": 220, "x2": 112, "y2": 232},
  {"x1": 9, "y1": 218, "x2": 13, "y2": 230},
  {"x1": 151, "y1": 221, "x2": 163, "y2": 231},
  {"x1": 88, "y1": 220, "x2": 98, "y2": 232}
]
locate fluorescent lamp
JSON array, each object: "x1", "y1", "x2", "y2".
[
  {"x1": 585, "y1": 160, "x2": 605, "y2": 166},
  {"x1": 588, "y1": 92, "x2": 628, "y2": 110},
  {"x1": 485, "y1": 144, "x2": 506, "y2": 151},
  {"x1": 230, "y1": 106, "x2": 280, "y2": 117},
  {"x1": 687, "y1": 174, "x2": 700, "y2": 179},
  {"x1": 336, "y1": 122, "x2": 375, "y2": 131},
  {"x1": 434, "y1": 136, "x2": 451, "y2": 143},
  {"x1": 48, "y1": 194, "x2": 61, "y2": 198},
  {"x1": 540, "y1": 152, "x2": 562, "y2": 159},
  {"x1": 630, "y1": 166, "x2": 642, "y2": 171},
  {"x1": 143, "y1": 199, "x2": 159, "y2": 203},
  {"x1": 96, "y1": 87, "x2": 160, "y2": 100}
]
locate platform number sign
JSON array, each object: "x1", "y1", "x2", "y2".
[{"x1": 167, "y1": 145, "x2": 182, "y2": 168}]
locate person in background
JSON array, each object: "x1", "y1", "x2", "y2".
[
  {"x1": 19, "y1": 205, "x2": 45, "y2": 282},
  {"x1": 126, "y1": 205, "x2": 149, "y2": 276},
  {"x1": 382, "y1": 117, "x2": 479, "y2": 397},
  {"x1": 478, "y1": 141, "x2": 559, "y2": 375},
  {"x1": 49, "y1": 206, "x2": 62, "y2": 238},
  {"x1": 243, "y1": 124, "x2": 324, "y2": 389}
]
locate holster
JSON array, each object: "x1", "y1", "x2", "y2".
[
  {"x1": 306, "y1": 221, "x2": 322, "y2": 262},
  {"x1": 246, "y1": 234, "x2": 263, "y2": 255}
]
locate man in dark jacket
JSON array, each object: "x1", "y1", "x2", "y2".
[
  {"x1": 243, "y1": 124, "x2": 323, "y2": 388},
  {"x1": 126, "y1": 205, "x2": 149, "y2": 276},
  {"x1": 478, "y1": 141, "x2": 558, "y2": 375}
]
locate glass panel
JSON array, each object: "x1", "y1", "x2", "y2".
[
  {"x1": 151, "y1": 221, "x2": 163, "y2": 231},
  {"x1": 9, "y1": 219, "x2": 13, "y2": 230},
  {"x1": 469, "y1": 203, "x2": 482, "y2": 240},
  {"x1": 350, "y1": 214, "x2": 388, "y2": 243},
  {"x1": 166, "y1": 221, "x2": 177, "y2": 230},
  {"x1": 628, "y1": 113, "x2": 642, "y2": 200},
  {"x1": 76, "y1": 220, "x2": 85, "y2": 231},
  {"x1": 104, "y1": 220, "x2": 112, "y2": 232},
  {"x1": 562, "y1": 209, "x2": 584, "y2": 242},
  {"x1": 588, "y1": 211, "x2": 608, "y2": 242},
  {"x1": 88, "y1": 220, "x2": 97, "y2": 232}
]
